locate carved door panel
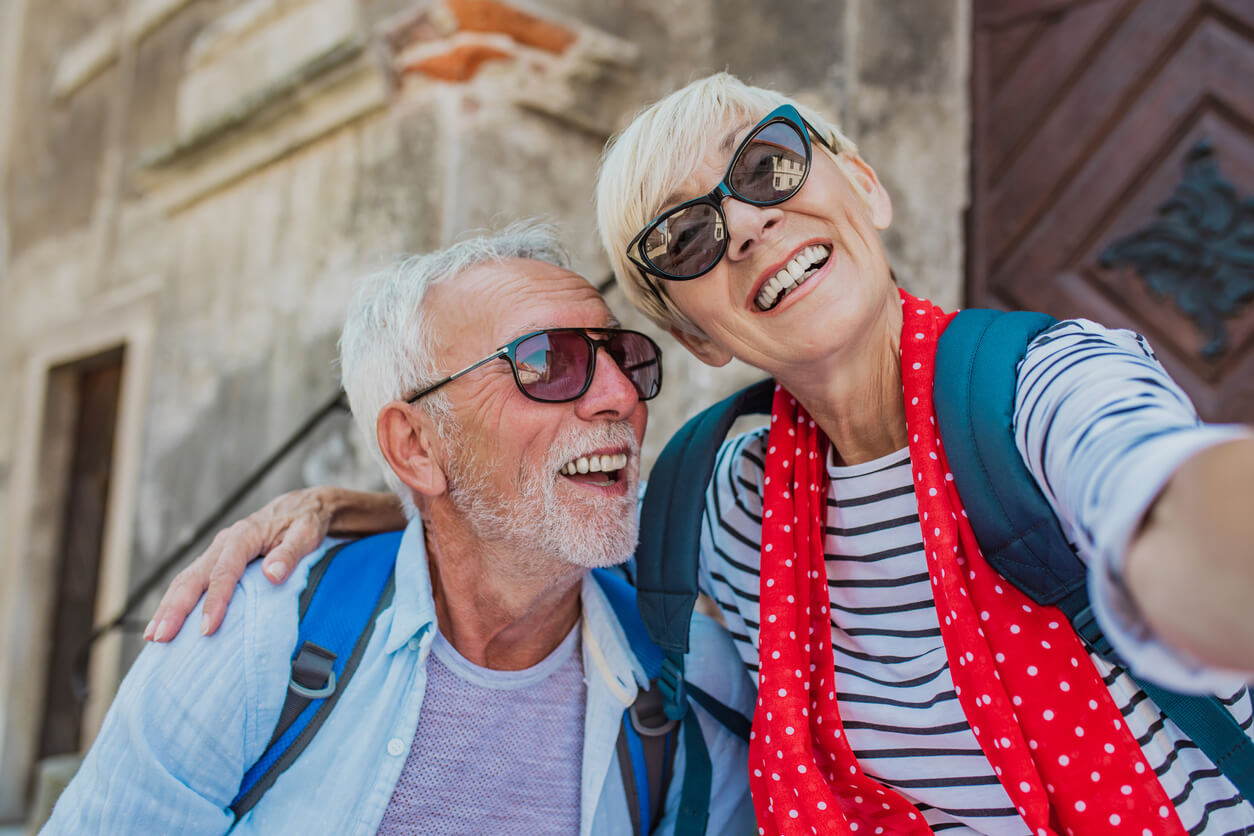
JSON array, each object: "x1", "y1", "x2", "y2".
[{"x1": 969, "y1": 0, "x2": 1254, "y2": 421}]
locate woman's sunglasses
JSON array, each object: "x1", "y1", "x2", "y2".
[
  {"x1": 406, "y1": 327, "x2": 662, "y2": 405},
  {"x1": 626, "y1": 104, "x2": 834, "y2": 282}
]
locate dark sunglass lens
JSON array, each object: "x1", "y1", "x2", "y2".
[
  {"x1": 606, "y1": 332, "x2": 662, "y2": 400},
  {"x1": 729, "y1": 120, "x2": 808, "y2": 203},
  {"x1": 514, "y1": 332, "x2": 591, "y2": 401},
  {"x1": 642, "y1": 203, "x2": 725, "y2": 279}
]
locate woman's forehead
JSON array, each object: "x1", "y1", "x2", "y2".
[{"x1": 656, "y1": 116, "x2": 758, "y2": 208}]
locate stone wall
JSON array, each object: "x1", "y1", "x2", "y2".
[{"x1": 0, "y1": 0, "x2": 969, "y2": 819}]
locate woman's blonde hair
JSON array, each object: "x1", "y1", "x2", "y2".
[{"x1": 596, "y1": 73, "x2": 857, "y2": 334}]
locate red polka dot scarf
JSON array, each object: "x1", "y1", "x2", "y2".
[{"x1": 747, "y1": 289, "x2": 1186, "y2": 836}]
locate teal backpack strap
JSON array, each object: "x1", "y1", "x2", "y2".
[
  {"x1": 934, "y1": 308, "x2": 1254, "y2": 801},
  {"x1": 230, "y1": 530, "x2": 402, "y2": 822},
  {"x1": 636, "y1": 378, "x2": 775, "y2": 723},
  {"x1": 593, "y1": 569, "x2": 749, "y2": 835}
]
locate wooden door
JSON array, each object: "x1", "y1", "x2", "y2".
[
  {"x1": 969, "y1": 0, "x2": 1254, "y2": 421},
  {"x1": 37, "y1": 348, "x2": 125, "y2": 763}
]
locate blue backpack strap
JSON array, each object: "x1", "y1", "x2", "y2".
[
  {"x1": 934, "y1": 308, "x2": 1254, "y2": 801},
  {"x1": 636, "y1": 378, "x2": 775, "y2": 724},
  {"x1": 593, "y1": 569, "x2": 747, "y2": 835},
  {"x1": 230, "y1": 530, "x2": 402, "y2": 820},
  {"x1": 933, "y1": 309, "x2": 1082, "y2": 606}
]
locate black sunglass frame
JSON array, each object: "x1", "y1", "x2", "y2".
[
  {"x1": 405, "y1": 327, "x2": 663, "y2": 405},
  {"x1": 626, "y1": 103, "x2": 836, "y2": 285}
]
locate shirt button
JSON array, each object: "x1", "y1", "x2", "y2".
[
  {"x1": 387, "y1": 738, "x2": 406, "y2": 757},
  {"x1": 407, "y1": 637, "x2": 421, "y2": 652}
]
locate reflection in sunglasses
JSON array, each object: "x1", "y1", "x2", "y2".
[{"x1": 516, "y1": 363, "x2": 543, "y2": 385}]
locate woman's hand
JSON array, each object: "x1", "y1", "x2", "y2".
[{"x1": 144, "y1": 487, "x2": 405, "y2": 641}]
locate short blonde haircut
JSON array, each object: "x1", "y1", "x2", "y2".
[{"x1": 596, "y1": 73, "x2": 858, "y2": 334}]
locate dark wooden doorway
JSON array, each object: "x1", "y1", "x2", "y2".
[
  {"x1": 36, "y1": 347, "x2": 125, "y2": 763},
  {"x1": 969, "y1": 0, "x2": 1254, "y2": 421}
]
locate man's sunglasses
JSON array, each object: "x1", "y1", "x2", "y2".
[
  {"x1": 626, "y1": 104, "x2": 835, "y2": 282},
  {"x1": 406, "y1": 327, "x2": 662, "y2": 405}
]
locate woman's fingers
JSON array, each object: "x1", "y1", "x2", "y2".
[
  {"x1": 260, "y1": 514, "x2": 325, "y2": 584},
  {"x1": 145, "y1": 554, "x2": 215, "y2": 642},
  {"x1": 199, "y1": 520, "x2": 267, "y2": 635},
  {"x1": 145, "y1": 489, "x2": 338, "y2": 642}
]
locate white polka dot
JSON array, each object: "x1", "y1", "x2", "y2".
[
  {"x1": 1159, "y1": 805, "x2": 1169, "y2": 817},
  {"x1": 789, "y1": 810, "x2": 798, "y2": 819},
  {"x1": 797, "y1": 764, "x2": 806, "y2": 773},
  {"x1": 1121, "y1": 785, "x2": 1132, "y2": 795},
  {"x1": 1091, "y1": 771, "x2": 1101, "y2": 782},
  {"x1": 817, "y1": 801, "x2": 827, "y2": 810},
  {"x1": 1026, "y1": 665, "x2": 1038, "y2": 676},
  {"x1": 1043, "y1": 709, "x2": 1055, "y2": 721},
  {"x1": 1010, "y1": 624, "x2": 1021, "y2": 634},
  {"x1": 1075, "y1": 726, "x2": 1084, "y2": 737},
  {"x1": 1110, "y1": 815, "x2": 1121, "y2": 826},
  {"x1": 778, "y1": 688, "x2": 787, "y2": 697},
  {"x1": 1075, "y1": 801, "x2": 1086, "y2": 812},
  {"x1": 1018, "y1": 781, "x2": 1031, "y2": 792},
  {"x1": 1059, "y1": 755, "x2": 1069, "y2": 766}
]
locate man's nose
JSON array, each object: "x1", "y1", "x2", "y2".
[
  {"x1": 575, "y1": 346, "x2": 640, "y2": 421},
  {"x1": 722, "y1": 197, "x2": 784, "y2": 262}
]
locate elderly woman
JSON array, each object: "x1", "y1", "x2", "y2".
[{"x1": 149, "y1": 74, "x2": 1254, "y2": 834}]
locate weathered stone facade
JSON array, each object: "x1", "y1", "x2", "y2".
[{"x1": 0, "y1": 0, "x2": 969, "y2": 820}]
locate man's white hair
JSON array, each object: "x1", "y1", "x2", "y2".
[
  {"x1": 338, "y1": 221, "x2": 570, "y2": 517},
  {"x1": 595, "y1": 72, "x2": 858, "y2": 335}
]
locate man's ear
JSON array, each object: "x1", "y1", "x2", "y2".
[
  {"x1": 835, "y1": 152, "x2": 893, "y2": 230},
  {"x1": 668, "y1": 326, "x2": 734, "y2": 367},
  {"x1": 377, "y1": 401, "x2": 448, "y2": 497}
]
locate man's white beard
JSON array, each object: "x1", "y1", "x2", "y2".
[{"x1": 442, "y1": 421, "x2": 641, "y2": 571}]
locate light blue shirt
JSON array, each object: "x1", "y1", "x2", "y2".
[{"x1": 44, "y1": 519, "x2": 757, "y2": 835}]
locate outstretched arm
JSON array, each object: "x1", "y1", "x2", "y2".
[
  {"x1": 1124, "y1": 437, "x2": 1254, "y2": 671},
  {"x1": 1014, "y1": 319, "x2": 1254, "y2": 686},
  {"x1": 145, "y1": 487, "x2": 404, "y2": 641}
]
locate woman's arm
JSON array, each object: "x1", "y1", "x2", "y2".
[
  {"x1": 1124, "y1": 437, "x2": 1254, "y2": 670},
  {"x1": 145, "y1": 487, "x2": 404, "y2": 641},
  {"x1": 1013, "y1": 319, "x2": 1254, "y2": 685}
]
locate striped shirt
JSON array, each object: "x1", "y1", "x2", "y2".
[{"x1": 698, "y1": 319, "x2": 1254, "y2": 834}]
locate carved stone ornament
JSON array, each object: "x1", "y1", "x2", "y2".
[{"x1": 1100, "y1": 140, "x2": 1254, "y2": 358}]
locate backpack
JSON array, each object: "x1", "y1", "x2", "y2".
[
  {"x1": 228, "y1": 530, "x2": 750, "y2": 836},
  {"x1": 634, "y1": 308, "x2": 1254, "y2": 801}
]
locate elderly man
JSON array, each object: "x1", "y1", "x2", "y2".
[{"x1": 43, "y1": 225, "x2": 755, "y2": 835}]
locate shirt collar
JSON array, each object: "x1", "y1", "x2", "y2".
[
  {"x1": 379, "y1": 514, "x2": 649, "y2": 694},
  {"x1": 381, "y1": 515, "x2": 437, "y2": 653},
  {"x1": 579, "y1": 572, "x2": 650, "y2": 695}
]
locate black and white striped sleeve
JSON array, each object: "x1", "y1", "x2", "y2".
[{"x1": 1013, "y1": 318, "x2": 1253, "y2": 692}]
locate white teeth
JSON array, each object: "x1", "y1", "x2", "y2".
[
  {"x1": 560, "y1": 453, "x2": 628, "y2": 477},
  {"x1": 755, "y1": 245, "x2": 831, "y2": 311}
]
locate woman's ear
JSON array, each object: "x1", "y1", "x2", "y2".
[
  {"x1": 836, "y1": 152, "x2": 893, "y2": 230},
  {"x1": 668, "y1": 326, "x2": 734, "y2": 367},
  {"x1": 377, "y1": 402, "x2": 448, "y2": 498}
]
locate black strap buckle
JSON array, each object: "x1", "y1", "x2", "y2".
[{"x1": 289, "y1": 641, "x2": 337, "y2": 699}]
